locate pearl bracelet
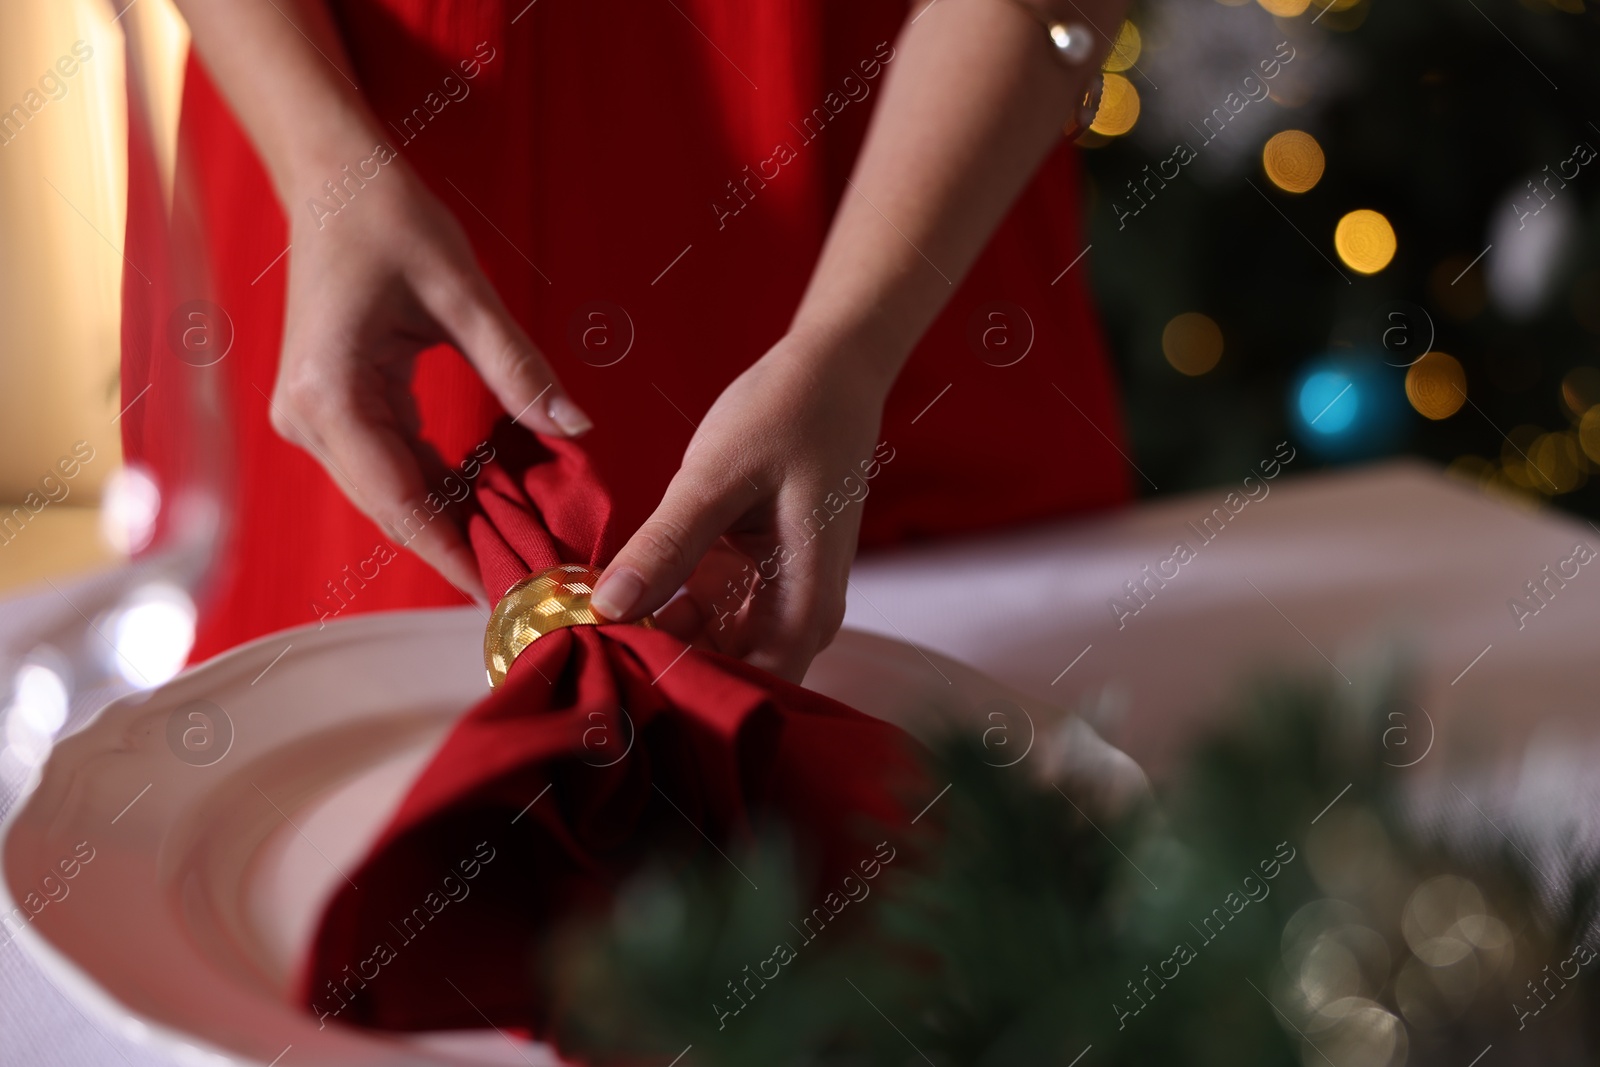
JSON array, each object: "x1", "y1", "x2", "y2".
[{"x1": 997, "y1": 0, "x2": 1097, "y2": 65}]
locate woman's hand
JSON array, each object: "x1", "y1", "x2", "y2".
[
  {"x1": 588, "y1": 0, "x2": 1123, "y2": 679},
  {"x1": 590, "y1": 337, "x2": 893, "y2": 682},
  {"x1": 170, "y1": 0, "x2": 592, "y2": 602},
  {"x1": 269, "y1": 162, "x2": 591, "y2": 601}
]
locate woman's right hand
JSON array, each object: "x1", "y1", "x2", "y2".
[
  {"x1": 164, "y1": 3, "x2": 589, "y2": 598},
  {"x1": 268, "y1": 159, "x2": 592, "y2": 601}
]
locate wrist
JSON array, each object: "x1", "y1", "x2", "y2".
[
  {"x1": 271, "y1": 105, "x2": 392, "y2": 208},
  {"x1": 781, "y1": 313, "x2": 913, "y2": 403}
]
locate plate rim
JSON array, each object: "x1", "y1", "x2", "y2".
[{"x1": 0, "y1": 605, "x2": 488, "y2": 1067}]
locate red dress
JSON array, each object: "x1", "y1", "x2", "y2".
[{"x1": 120, "y1": 0, "x2": 1129, "y2": 662}]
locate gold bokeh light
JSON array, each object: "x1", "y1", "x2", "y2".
[
  {"x1": 1502, "y1": 425, "x2": 1546, "y2": 491},
  {"x1": 1404, "y1": 351, "x2": 1465, "y2": 421},
  {"x1": 1334, "y1": 209, "x2": 1397, "y2": 274},
  {"x1": 1257, "y1": 0, "x2": 1312, "y2": 14},
  {"x1": 1091, "y1": 73, "x2": 1140, "y2": 138},
  {"x1": 1530, "y1": 432, "x2": 1587, "y2": 495},
  {"x1": 1103, "y1": 21, "x2": 1142, "y2": 72},
  {"x1": 1560, "y1": 366, "x2": 1600, "y2": 419},
  {"x1": 1262, "y1": 130, "x2": 1325, "y2": 194},
  {"x1": 1580, "y1": 407, "x2": 1600, "y2": 465},
  {"x1": 1162, "y1": 313, "x2": 1224, "y2": 376}
]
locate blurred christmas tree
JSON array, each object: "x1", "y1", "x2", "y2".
[
  {"x1": 1079, "y1": 0, "x2": 1600, "y2": 516},
  {"x1": 546, "y1": 671, "x2": 1600, "y2": 1066}
]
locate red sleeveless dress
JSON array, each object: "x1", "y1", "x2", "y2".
[{"x1": 120, "y1": 0, "x2": 1129, "y2": 662}]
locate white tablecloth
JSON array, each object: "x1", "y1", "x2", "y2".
[
  {"x1": 4, "y1": 459, "x2": 1597, "y2": 1065},
  {"x1": 842, "y1": 459, "x2": 1600, "y2": 780}
]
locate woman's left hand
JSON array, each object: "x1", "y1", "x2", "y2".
[{"x1": 589, "y1": 335, "x2": 893, "y2": 683}]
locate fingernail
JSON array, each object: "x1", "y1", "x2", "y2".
[
  {"x1": 548, "y1": 395, "x2": 593, "y2": 437},
  {"x1": 590, "y1": 569, "x2": 644, "y2": 620}
]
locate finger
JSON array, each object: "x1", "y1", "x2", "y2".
[
  {"x1": 277, "y1": 384, "x2": 487, "y2": 603},
  {"x1": 398, "y1": 432, "x2": 493, "y2": 605},
  {"x1": 591, "y1": 468, "x2": 762, "y2": 624},
  {"x1": 342, "y1": 426, "x2": 488, "y2": 603},
  {"x1": 739, "y1": 502, "x2": 853, "y2": 683},
  {"x1": 741, "y1": 573, "x2": 845, "y2": 683},
  {"x1": 657, "y1": 542, "x2": 761, "y2": 652},
  {"x1": 417, "y1": 269, "x2": 592, "y2": 438},
  {"x1": 653, "y1": 592, "x2": 709, "y2": 645}
]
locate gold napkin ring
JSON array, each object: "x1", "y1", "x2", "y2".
[{"x1": 483, "y1": 564, "x2": 654, "y2": 688}]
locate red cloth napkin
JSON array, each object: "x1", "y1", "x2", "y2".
[{"x1": 299, "y1": 424, "x2": 921, "y2": 1038}]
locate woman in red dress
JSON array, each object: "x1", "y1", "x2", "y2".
[{"x1": 122, "y1": 0, "x2": 1130, "y2": 680}]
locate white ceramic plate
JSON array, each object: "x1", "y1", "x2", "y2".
[{"x1": 0, "y1": 608, "x2": 1140, "y2": 1066}]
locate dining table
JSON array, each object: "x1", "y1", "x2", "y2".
[{"x1": 3, "y1": 458, "x2": 1596, "y2": 1065}]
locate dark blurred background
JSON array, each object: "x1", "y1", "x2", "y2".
[
  {"x1": 4, "y1": 0, "x2": 1599, "y2": 602},
  {"x1": 1080, "y1": 0, "x2": 1600, "y2": 515}
]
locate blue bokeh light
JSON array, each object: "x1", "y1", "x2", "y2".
[
  {"x1": 1288, "y1": 353, "x2": 1405, "y2": 460},
  {"x1": 1298, "y1": 370, "x2": 1360, "y2": 434}
]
